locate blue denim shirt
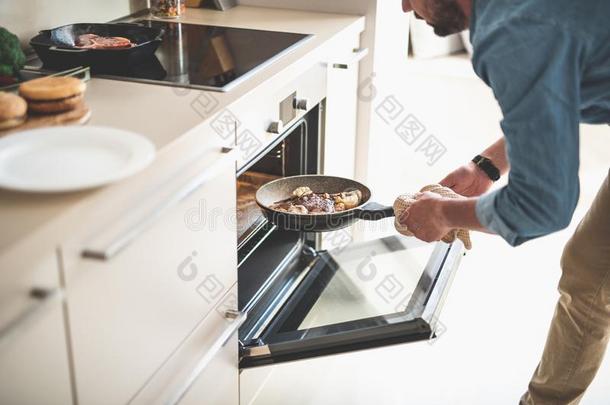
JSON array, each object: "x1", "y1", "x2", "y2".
[{"x1": 470, "y1": 0, "x2": 610, "y2": 246}]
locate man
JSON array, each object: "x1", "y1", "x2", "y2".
[{"x1": 399, "y1": 0, "x2": 610, "y2": 403}]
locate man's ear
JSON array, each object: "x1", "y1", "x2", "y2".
[{"x1": 402, "y1": 0, "x2": 413, "y2": 12}]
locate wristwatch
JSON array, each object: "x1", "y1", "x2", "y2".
[{"x1": 472, "y1": 155, "x2": 501, "y2": 181}]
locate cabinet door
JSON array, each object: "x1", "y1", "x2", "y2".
[
  {"x1": 177, "y1": 309, "x2": 239, "y2": 405},
  {"x1": 179, "y1": 334, "x2": 238, "y2": 405},
  {"x1": 61, "y1": 147, "x2": 237, "y2": 405},
  {"x1": 0, "y1": 253, "x2": 72, "y2": 405},
  {"x1": 322, "y1": 36, "x2": 366, "y2": 180},
  {"x1": 131, "y1": 285, "x2": 241, "y2": 405}
]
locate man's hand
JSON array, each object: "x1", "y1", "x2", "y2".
[
  {"x1": 398, "y1": 192, "x2": 453, "y2": 242},
  {"x1": 440, "y1": 161, "x2": 494, "y2": 197}
]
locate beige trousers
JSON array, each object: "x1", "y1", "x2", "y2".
[{"x1": 521, "y1": 172, "x2": 610, "y2": 405}]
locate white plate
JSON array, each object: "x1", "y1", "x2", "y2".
[{"x1": 0, "y1": 126, "x2": 156, "y2": 193}]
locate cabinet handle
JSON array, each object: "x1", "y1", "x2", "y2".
[
  {"x1": 81, "y1": 147, "x2": 236, "y2": 261},
  {"x1": 329, "y1": 48, "x2": 369, "y2": 69},
  {"x1": 166, "y1": 310, "x2": 246, "y2": 405},
  {"x1": 0, "y1": 288, "x2": 61, "y2": 350}
]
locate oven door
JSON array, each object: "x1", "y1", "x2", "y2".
[{"x1": 240, "y1": 229, "x2": 464, "y2": 368}]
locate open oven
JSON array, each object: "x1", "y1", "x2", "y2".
[{"x1": 236, "y1": 102, "x2": 464, "y2": 368}]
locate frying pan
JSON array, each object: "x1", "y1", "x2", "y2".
[
  {"x1": 30, "y1": 23, "x2": 165, "y2": 73},
  {"x1": 256, "y1": 175, "x2": 395, "y2": 232}
]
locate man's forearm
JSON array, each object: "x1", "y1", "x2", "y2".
[
  {"x1": 423, "y1": 137, "x2": 508, "y2": 238},
  {"x1": 480, "y1": 137, "x2": 510, "y2": 175},
  {"x1": 439, "y1": 197, "x2": 493, "y2": 234},
  {"x1": 453, "y1": 137, "x2": 508, "y2": 234},
  {"x1": 437, "y1": 138, "x2": 508, "y2": 235}
]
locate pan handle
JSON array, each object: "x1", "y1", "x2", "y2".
[
  {"x1": 115, "y1": 22, "x2": 145, "y2": 26},
  {"x1": 356, "y1": 201, "x2": 395, "y2": 221},
  {"x1": 49, "y1": 46, "x2": 88, "y2": 53}
]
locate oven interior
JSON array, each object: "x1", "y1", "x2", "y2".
[{"x1": 237, "y1": 105, "x2": 320, "y2": 340}]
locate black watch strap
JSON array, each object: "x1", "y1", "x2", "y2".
[{"x1": 472, "y1": 155, "x2": 501, "y2": 181}]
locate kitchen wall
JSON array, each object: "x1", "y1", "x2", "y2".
[{"x1": 0, "y1": 0, "x2": 148, "y2": 47}]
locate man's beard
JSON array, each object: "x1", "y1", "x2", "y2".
[{"x1": 429, "y1": 0, "x2": 468, "y2": 37}]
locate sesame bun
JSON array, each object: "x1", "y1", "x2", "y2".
[
  {"x1": 28, "y1": 93, "x2": 85, "y2": 114},
  {"x1": 19, "y1": 76, "x2": 86, "y2": 101},
  {"x1": 0, "y1": 92, "x2": 27, "y2": 129}
]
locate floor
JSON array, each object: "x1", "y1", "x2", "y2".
[{"x1": 244, "y1": 55, "x2": 610, "y2": 405}]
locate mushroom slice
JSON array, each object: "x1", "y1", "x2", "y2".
[
  {"x1": 337, "y1": 190, "x2": 362, "y2": 209},
  {"x1": 293, "y1": 186, "x2": 313, "y2": 198}
]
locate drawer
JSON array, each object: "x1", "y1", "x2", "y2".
[
  {"x1": 179, "y1": 333, "x2": 238, "y2": 405},
  {"x1": 61, "y1": 148, "x2": 237, "y2": 405},
  {"x1": 0, "y1": 252, "x2": 72, "y2": 405},
  {"x1": 132, "y1": 284, "x2": 241, "y2": 405}
]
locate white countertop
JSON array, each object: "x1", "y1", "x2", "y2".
[{"x1": 0, "y1": 6, "x2": 364, "y2": 257}]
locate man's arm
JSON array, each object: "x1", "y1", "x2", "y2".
[
  {"x1": 402, "y1": 18, "x2": 584, "y2": 246},
  {"x1": 479, "y1": 137, "x2": 509, "y2": 175},
  {"x1": 439, "y1": 138, "x2": 508, "y2": 232},
  {"x1": 440, "y1": 137, "x2": 509, "y2": 198},
  {"x1": 399, "y1": 194, "x2": 489, "y2": 245}
]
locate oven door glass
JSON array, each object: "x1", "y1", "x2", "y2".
[{"x1": 240, "y1": 225, "x2": 464, "y2": 368}]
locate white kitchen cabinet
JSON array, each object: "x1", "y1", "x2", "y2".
[
  {"x1": 179, "y1": 333, "x2": 239, "y2": 405},
  {"x1": 60, "y1": 146, "x2": 237, "y2": 405},
  {"x1": 322, "y1": 35, "x2": 364, "y2": 180},
  {"x1": 0, "y1": 253, "x2": 72, "y2": 405},
  {"x1": 131, "y1": 284, "x2": 241, "y2": 405},
  {"x1": 174, "y1": 291, "x2": 240, "y2": 405}
]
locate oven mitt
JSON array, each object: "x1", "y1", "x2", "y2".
[{"x1": 393, "y1": 184, "x2": 472, "y2": 250}]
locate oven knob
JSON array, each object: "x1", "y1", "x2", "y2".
[
  {"x1": 293, "y1": 98, "x2": 309, "y2": 111},
  {"x1": 267, "y1": 120, "x2": 284, "y2": 134}
]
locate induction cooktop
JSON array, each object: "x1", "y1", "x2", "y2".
[{"x1": 29, "y1": 19, "x2": 312, "y2": 92}]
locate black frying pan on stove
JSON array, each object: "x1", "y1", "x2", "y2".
[
  {"x1": 29, "y1": 22, "x2": 165, "y2": 73},
  {"x1": 256, "y1": 175, "x2": 395, "y2": 232}
]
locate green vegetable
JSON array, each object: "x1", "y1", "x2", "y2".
[
  {"x1": 0, "y1": 27, "x2": 26, "y2": 78},
  {"x1": 0, "y1": 64, "x2": 14, "y2": 77}
]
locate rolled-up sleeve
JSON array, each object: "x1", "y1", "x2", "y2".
[{"x1": 472, "y1": 19, "x2": 584, "y2": 246}]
